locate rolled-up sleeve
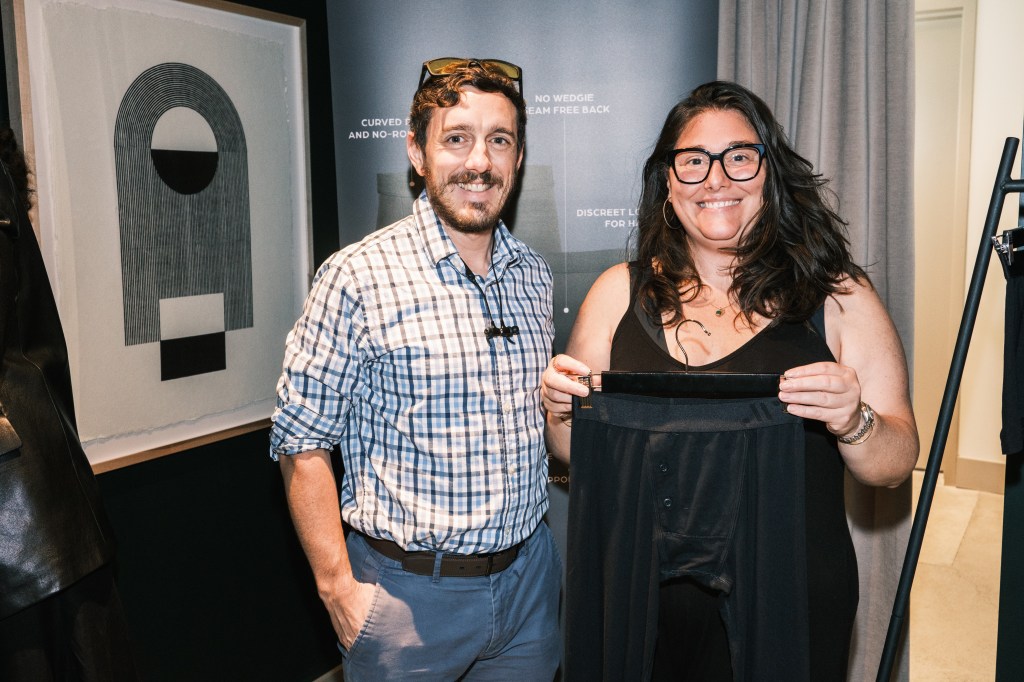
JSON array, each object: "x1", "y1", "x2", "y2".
[{"x1": 270, "y1": 260, "x2": 365, "y2": 460}]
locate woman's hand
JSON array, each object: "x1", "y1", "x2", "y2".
[
  {"x1": 542, "y1": 354, "x2": 593, "y2": 463},
  {"x1": 778, "y1": 361, "x2": 864, "y2": 438},
  {"x1": 542, "y1": 354, "x2": 593, "y2": 421}
]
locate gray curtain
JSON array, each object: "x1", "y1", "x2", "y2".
[{"x1": 718, "y1": 1, "x2": 915, "y2": 680}]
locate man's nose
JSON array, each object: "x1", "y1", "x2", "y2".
[{"x1": 464, "y1": 139, "x2": 492, "y2": 172}]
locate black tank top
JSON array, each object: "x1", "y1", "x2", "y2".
[
  {"x1": 609, "y1": 264, "x2": 859, "y2": 679},
  {"x1": 610, "y1": 266, "x2": 833, "y2": 373}
]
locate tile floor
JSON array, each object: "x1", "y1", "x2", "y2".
[{"x1": 910, "y1": 470, "x2": 1002, "y2": 680}]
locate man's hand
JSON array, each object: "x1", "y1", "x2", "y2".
[
  {"x1": 322, "y1": 572, "x2": 377, "y2": 649},
  {"x1": 279, "y1": 450, "x2": 374, "y2": 647}
]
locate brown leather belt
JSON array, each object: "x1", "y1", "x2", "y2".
[{"x1": 359, "y1": 533, "x2": 523, "y2": 577}]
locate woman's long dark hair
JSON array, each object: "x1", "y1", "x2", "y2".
[
  {"x1": 634, "y1": 80, "x2": 867, "y2": 327},
  {"x1": 0, "y1": 127, "x2": 32, "y2": 211}
]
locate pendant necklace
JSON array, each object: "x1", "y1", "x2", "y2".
[{"x1": 710, "y1": 292, "x2": 729, "y2": 317}]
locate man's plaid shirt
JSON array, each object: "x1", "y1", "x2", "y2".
[{"x1": 271, "y1": 194, "x2": 554, "y2": 554}]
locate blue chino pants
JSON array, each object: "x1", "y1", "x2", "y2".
[{"x1": 339, "y1": 523, "x2": 562, "y2": 681}]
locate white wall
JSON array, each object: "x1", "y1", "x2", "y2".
[{"x1": 956, "y1": 0, "x2": 1024, "y2": 480}]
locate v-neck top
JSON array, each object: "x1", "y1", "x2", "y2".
[{"x1": 610, "y1": 265, "x2": 833, "y2": 373}]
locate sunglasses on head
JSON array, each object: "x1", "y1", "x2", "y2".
[{"x1": 418, "y1": 58, "x2": 523, "y2": 93}]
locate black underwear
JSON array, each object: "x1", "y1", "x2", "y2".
[{"x1": 564, "y1": 392, "x2": 814, "y2": 681}]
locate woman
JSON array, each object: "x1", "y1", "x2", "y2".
[
  {"x1": 543, "y1": 82, "x2": 918, "y2": 680},
  {"x1": 0, "y1": 128, "x2": 136, "y2": 680}
]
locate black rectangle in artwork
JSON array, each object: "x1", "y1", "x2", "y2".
[{"x1": 160, "y1": 332, "x2": 227, "y2": 380}]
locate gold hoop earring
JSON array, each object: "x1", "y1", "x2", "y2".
[{"x1": 662, "y1": 198, "x2": 682, "y2": 231}]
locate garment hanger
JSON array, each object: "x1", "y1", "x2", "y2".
[
  {"x1": 574, "y1": 370, "x2": 781, "y2": 406},
  {"x1": 991, "y1": 119, "x2": 1024, "y2": 278},
  {"x1": 992, "y1": 214, "x2": 1024, "y2": 277}
]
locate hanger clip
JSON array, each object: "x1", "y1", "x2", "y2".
[
  {"x1": 993, "y1": 227, "x2": 1024, "y2": 277},
  {"x1": 577, "y1": 373, "x2": 593, "y2": 409}
]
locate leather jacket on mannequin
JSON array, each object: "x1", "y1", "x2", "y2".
[{"x1": 0, "y1": 154, "x2": 115, "y2": 620}]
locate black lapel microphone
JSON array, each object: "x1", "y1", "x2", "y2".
[
  {"x1": 461, "y1": 258, "x2": 518, "y2": 342},
  {"x1": 485, "y1": 323, "x2": 520, "y2": 340}
]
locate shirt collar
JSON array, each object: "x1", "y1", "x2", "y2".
[{"x1": 412, "y1": 191, "x2": 522, "y2": 277}]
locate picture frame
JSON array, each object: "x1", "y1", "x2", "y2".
[{"x1": 5, "y1": 0, "x2": 338, "y2": 471}]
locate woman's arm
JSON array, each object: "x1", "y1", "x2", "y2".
[
  {"x1": 542, "y1": 263, "x2": 632, "y2": 463},
  {"x1": 778, "y1": 278, "x2": 919, "y2": 487}
]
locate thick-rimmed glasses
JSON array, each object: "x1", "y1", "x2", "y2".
[
  {"x1": 666, "y1": 143, "x2": 766, "y2": 184},
  {"x1": 418, "y1": 58, "x2": 523, "y2": 93}
]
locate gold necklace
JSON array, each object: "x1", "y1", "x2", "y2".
[{"x1": 705, "y1": 291, "x2": 730, "y2": 317}]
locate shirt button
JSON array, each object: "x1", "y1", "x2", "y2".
[
  {"x1": 658, "y1": 462, "x2": 669, "y2": 473},
  {"x1": 502, "y1": 401, "x2": 513, "y2": 413},
  {"x1": 663, "y1": 498, "x2": 673, "y2": 508}
]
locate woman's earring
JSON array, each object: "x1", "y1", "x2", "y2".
[{"x1": 662, "y1": 197, "x2": 682, "y2": 231}]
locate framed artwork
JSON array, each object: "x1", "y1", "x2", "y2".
[{"x1": 8, "y1": 0, "x2": 337, "y2": 470}]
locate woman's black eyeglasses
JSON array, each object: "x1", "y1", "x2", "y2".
[
  {"x1": 666, "y1": 143, "x2": 766, "y2": 184},
  {"x1": 418, "y1": 58, "x2": 523, "y2": 93}
]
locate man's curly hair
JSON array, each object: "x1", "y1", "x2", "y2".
[{"x1": 409, "y1": 62, "x2": 526, "y2": 153}]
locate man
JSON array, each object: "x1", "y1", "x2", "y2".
[{"x1": 271, "y1": 59, "x2": 560, "y2": 680}]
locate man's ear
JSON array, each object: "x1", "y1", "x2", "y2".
[{"x1": 407, "y1": 134, "x2": 425, "y2": 177}]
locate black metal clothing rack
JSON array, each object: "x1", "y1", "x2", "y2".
[{"x1": 877, "y1": 137, "x2": 1024, "y2": 680}]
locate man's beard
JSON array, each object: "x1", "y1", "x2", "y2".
[{"x1": 424, "y1": 169, "x2": 515, "y2": 235}]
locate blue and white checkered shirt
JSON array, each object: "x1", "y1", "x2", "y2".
[{"x1": 271, "y1": 194, "x2": 554, "y2": 554}]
